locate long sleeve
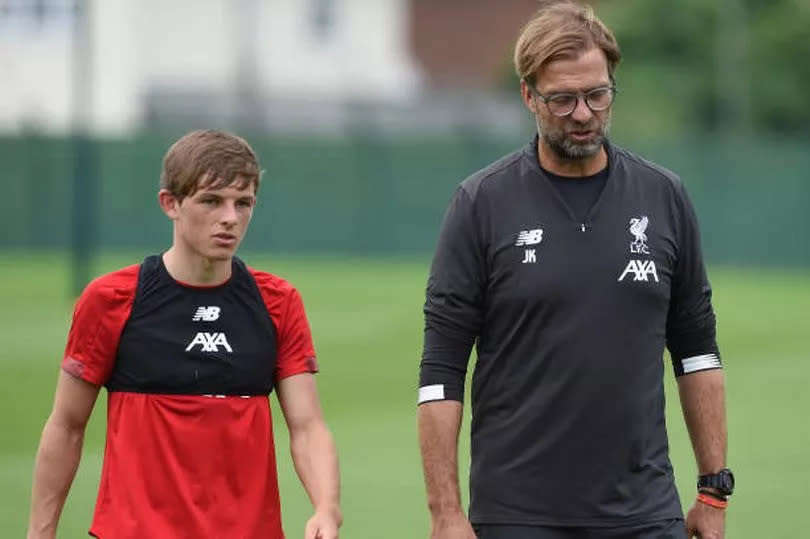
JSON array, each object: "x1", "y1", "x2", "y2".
[
  {"x1": 666, "y1": 181, "x2": 721, "y2": 376},
  {"x1": 420, "y1": 185, "x2": 487, "y2": 403}
]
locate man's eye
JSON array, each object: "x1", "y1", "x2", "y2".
[
  {"x1": 549, "y1": 95, "x2": 576, "y2": 105},
  {"x1": 588, "y1": 88, "x2": 609, "y2": 99}
]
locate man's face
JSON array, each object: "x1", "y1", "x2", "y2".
[
  {"x1": 164, "y1": 178, "x2": 256, "y2": 261},
  {"x1": 523, "y1": 47, "x2": 613, "y2": 161}
]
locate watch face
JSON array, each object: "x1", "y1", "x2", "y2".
[
  {"x1": 722, "y1": 469, "x2": 735, "y2": 490},
  {"x1": 699, "y1": 468, "x2": 735, "y2": 494}
]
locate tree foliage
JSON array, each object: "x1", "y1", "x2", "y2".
[{"x1": 599, "y1": 0, "x2": 810, "y2": 136}]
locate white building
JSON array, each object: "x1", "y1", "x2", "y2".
[{"x1": 0, "y1": 0, "x2": 422, "y2": 135}]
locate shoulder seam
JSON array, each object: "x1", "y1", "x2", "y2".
[
  {"x1": 248, "y1": 267, "x2": 294, "y2": 290},
  {"x1": 461, "y1": 150, "x2": 525, "y2": 200},
  {"x1": 613, "y1": 147, "x2": 680, "y2": 186},
  {"x1": 87, "y1": 264, "x2": 140, "y2": 293}
]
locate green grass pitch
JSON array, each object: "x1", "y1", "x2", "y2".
[{"x1": 1, "y1": 252, "x2": 807, "y2": 537}]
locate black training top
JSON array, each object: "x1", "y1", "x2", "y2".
[
  {"x1": 544, "y1": 166, "x2": 608, "y2": 223},
  {"x1": 419, "y1": 137, "x2": 720, "y2": 527}
]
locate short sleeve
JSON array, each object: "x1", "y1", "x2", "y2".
[
  {"x1": 275, "y1": 287, "x2": 318, "y2": 379},
  {"x1": 62, "y1": 266, "x2": 138, "y2": 385},
  {"x1": 250, "y1": 270, "x2": 318, "y2": 381}
]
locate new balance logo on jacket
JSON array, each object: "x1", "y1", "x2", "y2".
[{"x1": 515, "y1": 229, "x2": 544, "y2": 246}]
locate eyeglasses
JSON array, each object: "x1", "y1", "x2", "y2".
[{"x1": 525, "y1": 81, "x2": 616, "y2": 117}]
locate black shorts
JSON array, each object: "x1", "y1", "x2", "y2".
[{"x1": 474, "y1": 519, "x2": 687, "y2": 539}]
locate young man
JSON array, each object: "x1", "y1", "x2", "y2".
[
  {"x1": 418, "y1": 2, "x2": 733, "y2": 538},
  {"x1": 27, "y1": 130, "x2": 341, "y2": 539}
]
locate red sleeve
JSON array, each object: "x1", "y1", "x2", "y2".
[
  {"x1": 62, "y1": 265, "x2": 138, "y2": 385},
  {"x1": 250, "y1": 269, "x2": 318, "y2": 381}
]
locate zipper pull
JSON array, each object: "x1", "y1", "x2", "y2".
[{"x1": 580, "y1": 223, "x2": 587, "y2": 232}]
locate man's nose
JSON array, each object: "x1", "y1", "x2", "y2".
[
  {"x1": 570, "y1": 96, "x2": 594, "y2": 123},
  {"x1": 220, "y1": 202, "x2": 238, "y2": 224}
]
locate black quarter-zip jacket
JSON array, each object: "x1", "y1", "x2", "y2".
[{"x1": 420, "y1": 136, "x2": 720, "y2": 527}]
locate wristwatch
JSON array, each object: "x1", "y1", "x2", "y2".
[{"x1": 697, "y1": 468, "x2": 735, "y2": 496}]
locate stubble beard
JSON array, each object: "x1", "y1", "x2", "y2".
[{"x1": 536, "y1": 114, "x2": 610, "y2": 161}]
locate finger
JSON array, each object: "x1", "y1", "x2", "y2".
[{"x1": 315, "y1": 524, "x2": 338, "y2": 539}]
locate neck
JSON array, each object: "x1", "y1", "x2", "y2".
[
  {"x1": 537, "y1": 139, "x2": 608, "y2": 177},
  {"x1": 162, "y1": 246, "x2": 232, "y2": 286}
]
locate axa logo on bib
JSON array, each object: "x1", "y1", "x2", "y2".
[{"x1": 185, "y1": 332, "x2": 233, "y2": 353}]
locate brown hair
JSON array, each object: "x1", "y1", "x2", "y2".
[
  {"x1": 514, "y1": 0, "x2": 621, "y2": 86},
  {"x1": 159, "y1": 129, "x2": 261, "y2": 201}
]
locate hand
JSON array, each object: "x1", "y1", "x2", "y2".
[
  {"x1": 685, "y1": 500, "x2": 725, "y2": 538},
  {"x1": 304, "y1": 507, "x2": 342, "y2": 539},
  {"x1": 430, "y1": 512, "x2": 477, "y2": 539}
]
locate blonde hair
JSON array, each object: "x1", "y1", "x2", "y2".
[
  {"x1": 160, "y1": 129, "x2": 261, "y2": 201},
  {"x1": 514, "y1": 0, "x2": 621, "y2": 85}
]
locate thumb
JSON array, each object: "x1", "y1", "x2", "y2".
[
  {"x1": 684, "y1": 518, "x2": 696, "y2": 538},
  {"x1": 304, "y1": 521, "x2": 318, "y2": 539}
]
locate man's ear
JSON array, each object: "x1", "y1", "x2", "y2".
[
  {"x1": 158, "y1": 189, "x2": 180, "y2": 220},
  {"x1": 520, "y1": 78, "x2": 537, "y2": 114}
]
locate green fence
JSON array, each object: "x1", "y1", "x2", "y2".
[{"x1": 2, "y1": 132, "x2": 808, "y2": 266}]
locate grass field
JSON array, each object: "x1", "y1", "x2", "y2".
[{"x1": 1, "y1": 252, "x2": 808, "y2": 537}]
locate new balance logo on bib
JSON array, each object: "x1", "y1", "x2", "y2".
[{"x1": 192, "y1": 306, "x2": 221, "y2": 321}]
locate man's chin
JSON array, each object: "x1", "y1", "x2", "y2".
[
  {"x1": 554, "y1": 138, "x2": 604, "y2": 161},
  {"x1": 206, "y1": 248, "x2": 236, "y2": 262}
]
